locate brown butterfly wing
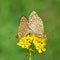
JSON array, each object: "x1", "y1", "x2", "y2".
[
  {"x1": 28, "y1": 11, "x2": 44, "y2": 37},
  {"x1": 17, "y1": 16, "x2": 31, "y2": 39}
]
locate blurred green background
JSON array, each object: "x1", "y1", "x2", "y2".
[{"x1": 0, "y1": 0, "x2": 60, "y2": 60}]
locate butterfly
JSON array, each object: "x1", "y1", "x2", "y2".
[{"x1": 16, "y1": 11, "x2": 46, "y2": 39}]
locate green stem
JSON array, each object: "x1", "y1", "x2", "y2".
[{"x1": 29, "y1": 49, "x2": 32, "y2": 60}]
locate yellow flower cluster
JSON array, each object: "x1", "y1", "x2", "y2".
[{"x1": 17, "y1": 33, "x2": 46, "y2": 53}]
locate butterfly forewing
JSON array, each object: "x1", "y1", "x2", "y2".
[
  {"x1": 17, "y1": 16, "x2": 31, "y2": 39},
  {"x1": 28, "y1": 11, "x2": 44, "y2": 37}
]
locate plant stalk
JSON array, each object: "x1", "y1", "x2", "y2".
[{"x1": 29, "y1": 49, "x2": 32, "y2": 60}]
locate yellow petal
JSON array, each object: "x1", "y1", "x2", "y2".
[{"x1": 38, "y1": 49, "x2": 42, "y2": 53}]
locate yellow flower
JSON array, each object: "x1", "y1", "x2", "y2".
[
  {"x1": 17, "y1": 36, "x2": 31, "y2": 49},
  {"x1": 17, "y1": 33, "x2": 47, "y2": 53},
  {"x1": 33, "y1": 36, "x2": 46, "y2": 53}
]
